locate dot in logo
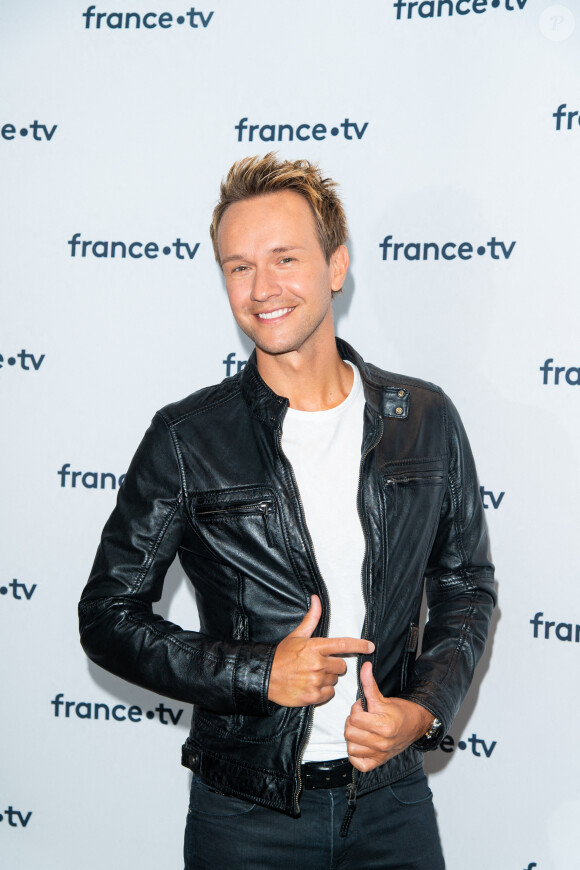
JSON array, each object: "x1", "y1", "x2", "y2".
[
  {"x1": 20, "y1": 128, "x2": 28, "y2": 136},
  {"x1": 491, "y1": 0, "x2": 500, "y2": 6},
  {"x1": 330, "y1": 127, "x2": 339, "y2": 136},
  {"x1": 8, "y1": 357, "x2": 16, "y2": 365},
  {"x1": 458, "y1": 740, "x2": 467, "y2": 750},
  {"x1": 476, "y1": 246, "x2": 485, "y2": 256},
  {"x1": 539, "y1": 5, "x2": 575, "y2": 41},
  {"x1": 146, "y1": 710, "x2": 155, "y2": 720},
  {"x1": 177, "y1": 15, "x2": 185, "y2": 24},
  {"x1": 163, "y1": 246, "x2": 171, "y2": 255},
  {"x1": 0, "y1": 587, "x2": 7, "y2": 595}
]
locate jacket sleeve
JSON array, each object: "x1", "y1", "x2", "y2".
[
  {"x1": 399, "y1": 394, "x2": 496, "y2": 747},
  {"x1": 78, "y1": 412, "x2": 276, "y2": 716}
]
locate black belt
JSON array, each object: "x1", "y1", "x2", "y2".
[{"x1": 301, "y1": 757, "x2": 353, "y2": 790}]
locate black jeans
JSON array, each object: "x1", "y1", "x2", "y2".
[{"x1": 183, "y1": 767, "x2": 445, "y2": 869}]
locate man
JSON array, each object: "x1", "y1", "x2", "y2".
[{"x1": 79, "y1": 154, "x2": 495, "y2": 869}]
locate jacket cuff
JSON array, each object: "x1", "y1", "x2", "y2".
[
  {"x1": 412, "y1": 719, "x2": 445, "y2": 752},
  {"x1": 233, "y1": 642, "x2": 278, "y2": 716},
  {"x1": 399, "y1": 686, "x2": 449, "y2": 751}
]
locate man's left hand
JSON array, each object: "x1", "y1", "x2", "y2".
[{"x1": 345, "y1": 661, "x2": 435, "y2": 772}]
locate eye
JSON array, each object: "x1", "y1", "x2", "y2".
[
  {"x1": 279, "y1": 257, "x2": 295, "y2": 264},
  {"x1": 231, "y1": 264, "x2": 249, "y2": 273}
]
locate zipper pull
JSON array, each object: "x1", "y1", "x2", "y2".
[
  {"x1": 233, "y1": 612, "x2": 248, "y2": 641},
  {"x1": 339, "y1": 781, "x2": 358, "y2": 838},
  {"x1": 386, "y1": 478, "x2": 398, "y2": 515},
  {"x1": 259, "y1": 501, "x2": 273, "y2": 547}
]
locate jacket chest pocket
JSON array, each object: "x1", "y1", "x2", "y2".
[
  {"x1": 195, "y1": 498, "x2": 275, "y2": 547},
  {"x1": 380, "y1": 463, "x2": 446, "y2": 565},
  {"x1": 190, "y1": 488, "x2": 282, "y2": 571},
  {"x1": 382, "y1": 470, "x2": 445, "y2": 516}
]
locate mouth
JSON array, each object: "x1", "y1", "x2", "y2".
[{"x1": 255, "y1": 307, "x2": 295, "y2": 321}]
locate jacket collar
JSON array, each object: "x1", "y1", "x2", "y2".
[{"x1": 239, "y1": 338, "x2": 409, "y2": 429}]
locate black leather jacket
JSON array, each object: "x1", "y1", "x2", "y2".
[{"x1": 79, "y1": 339, "x2": 495, "y2": 816}]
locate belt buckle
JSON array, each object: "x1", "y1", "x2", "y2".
[{"x1": 302, "y1": 758, "x2": 352, "y2": 790}]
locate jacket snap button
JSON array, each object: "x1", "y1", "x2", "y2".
[
  {"x1": 397, "y1": 390, "x2": 405, "y2": 398},
  {"x1": 395, "y1": 407, "x2": 403, "y2": 415}
]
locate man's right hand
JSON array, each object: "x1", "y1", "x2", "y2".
[{"x1": 267, "y1": 595, "x2": 375, "y2": 707}]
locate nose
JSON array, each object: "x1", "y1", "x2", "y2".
[{"x1": 250, "y1": 266, "x2": 283, "y2": 302}]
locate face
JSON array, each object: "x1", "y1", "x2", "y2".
[{"x1": 217, "y1": 191, "x2": 348, "y2": 359}]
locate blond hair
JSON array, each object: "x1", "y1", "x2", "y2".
[{"x1": 210, "y1": 153, "x2": 348, "y2": 265}]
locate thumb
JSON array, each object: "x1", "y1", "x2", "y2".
[
  {"x1": 289, "y1": 594, "x2": 321, "y2": 638},
  {"x1": 360, "y1": 661, "x2": 383, "y2": 710}
]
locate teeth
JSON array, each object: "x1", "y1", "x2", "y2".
[{"x1": 257, "y1": 308, "x2": 292, "y2": 320}]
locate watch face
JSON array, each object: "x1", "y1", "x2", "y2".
[{"x1": 425, "y1": 718, "x2": 441, "y2": 739}]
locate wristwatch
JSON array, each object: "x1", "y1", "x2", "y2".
[{"x1": 423, "y1": 717, "x2": 442, "y2": 741}]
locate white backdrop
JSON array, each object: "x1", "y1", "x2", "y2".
[{"x1": 2, "y1": 1, "x2": 579, "y2": 868}]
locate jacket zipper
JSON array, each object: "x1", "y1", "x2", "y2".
[
  {"x1": 356, "y1": 416, "x2": 384, "y2": 705},
  {"x1": 345, "y1": 415, "x2": 384, "y2": 826},
  {"x1": 276, "y1": 428, "x2": 331, "y2": 813},
  {"x1": 196, "y1": 500, "x2": 273, "y2": 547}
]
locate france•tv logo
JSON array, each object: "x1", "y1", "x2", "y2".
[
  {"x1": 58, "y1": 464, "x2": 125, "y2": 489},
  {"x1": 51, "y1": 693, "x2": 184, "y2": 725},
  {"x1": 392, "y1": 0, "x2": 528, "y2": 21},
  {"x1": 68, "y1": 233, "x2": 200, "y2": 260},
  {"x1": 438, "y1": 732, "x2": 497, "y2": 758},
  {"x1": 223, "y1": 353, "x2": 247, "y2": 376},
  {"x1": 530, "y1": 612, "x2": 580, "y2": 643},
  {"x1": 0, "y1": 807, "x2": 32, "y2": 828},
  {"x1": 539, "y1": 359, "x2": 580, "y2": 386},
  {"x1": 379, "y1": 235, "x2": 516, "y2": 262},
  {"x1": 0, "y1": 349, "x2": 45, "y2": 371},
  {"x1": 1, "y1": 121, "x2": 57, "y2": 142},
  {"x1": 480, "y1": 486, "x2": 504, "y2": 510},
  {"x1": 234, "y1": 117, "x2": 368, "y2": 143},
  {"x1": 82, "y1": 6, "x2": 214, "y2": 29},
  {"x1": 553, "y1": 104, "x2": 580, "y2": 131},
  {"x1": 0, "y1": 578, "x2": 37, "y2": 601}
]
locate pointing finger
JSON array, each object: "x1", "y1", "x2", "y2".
[{"x1": 315, "y1": 637, "x2": 375, "y2": 656}]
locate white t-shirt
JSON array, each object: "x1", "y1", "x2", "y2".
[{"x1": 281, "y1": 362, "x2": 366, "y2": 762}]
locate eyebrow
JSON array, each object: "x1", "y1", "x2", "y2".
[{"x1": 220, "y1": 245, "x2": 303, "y2": 267}]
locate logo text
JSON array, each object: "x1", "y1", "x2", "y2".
[
  {"x1": 82, "y1": 6, "x2": 214, "y2": 29},
  {"x1": 540, "y1": 359, "x2": 580, "y2": 385},
  {"x1": 1, "y1": 121, "x2": 57, "y2": 141},
  {"x1": 530, "y1": 612, "x2": 580, "y2": 642},
  {"x1": 68, "y1": 233, "x2": 200, "y2": 260},
  {"x1": 0, "y1": 579, "x2": 37, "y2": 600},
  {"x1": 0, "y1": 807, "x2": 32, "y2": 828},
  {"x1": 51, "y1": 693, "x2": 184, "y2": 725},
  {"x1": 393, "y1": 0, "x2": 528, "y2": 21},
  {"x1": 379, "y1": 235, "x2": 516, "y2": 261},
  {"x1": 58, "y1": 464, "x2": 126, "y2": 489},
  {"x1": 235, "y1": 117, "x2": 368, "y2": 143},
  {"x1": 0, "y1": 350, "x2": 45, "y2": 371},
  {"x1": 553, "y1": 104, "x2": 580, "y2": 131},
  {"x1": 439, "y1": 732, "x2": 497, "y2": 757}
]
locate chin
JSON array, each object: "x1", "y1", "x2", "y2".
[{"x1": 255, "y1": 340, "x2": 299, "y2": 357}]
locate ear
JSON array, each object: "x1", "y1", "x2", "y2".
[{"x1": 329, "y1": 245, "x2": 349, "y2": 291}]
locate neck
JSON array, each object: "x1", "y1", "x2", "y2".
[{"x1": 256, "y1": 336, "x2": 353, "y2": 412}]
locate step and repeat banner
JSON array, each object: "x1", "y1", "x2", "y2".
[{"x1": 1, "y1": 1, "x2": 579, "y2": 868}]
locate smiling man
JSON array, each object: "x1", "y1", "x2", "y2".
[{"x1": 79, "y1": 154, "x2": 496, "y2": 869}]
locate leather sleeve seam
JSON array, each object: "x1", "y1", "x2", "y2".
[
  {"x1": 122, "y1": 609, "x2": 223, "y2": 665},
  {"x1": 161, "y1": 390, "x2": 241, "y2": 427},
  {"x1": 130, "y1": 496, "x2": 182, "y2": 593}
]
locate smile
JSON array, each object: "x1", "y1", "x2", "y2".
[{"x1": 256, "y1": 307, "x2": 294, "y2": 320}]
